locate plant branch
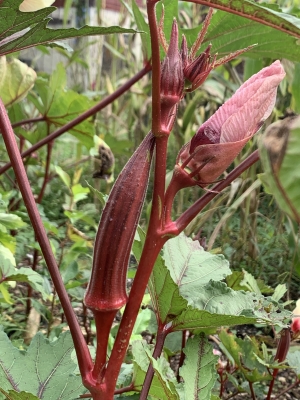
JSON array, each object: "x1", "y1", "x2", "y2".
[
  {"x1": 92, "y1": 310, "x2": 116, "y2": 383},
  {"x1": 37, "y1": 140, "x2": 53, "y2": 204},
  {"x1": 0, "y1": 63, "x2": 152, "y2": 176},
  {"x1": 140, "y1": 328, "x2": 168, "y2": 400},
  {"x1": 105, "y1": 232, "x2": 167, "y2": 396},
  {"x1": 11, "y1": 116, "x2": 46, "y2": 128},
  {"x1": 0, "y1": 100, "x2": 94, "y2": 382},
  {"x1": 175, "y1": 150, "x2": 260, "y2": 233},
  {"x1": 272, "y1": 378, "x2": 300, "y2": 400},
  {"x1": 177, "y1": 330, "x2": 188, "y2": 381},
  {"x1": 249, "y1": 381, "x2": 256, "y2": 400}
]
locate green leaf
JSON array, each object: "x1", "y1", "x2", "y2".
[
  {"x1": 243, "y1": 58, "x2": 264, "y2": 81},
  {"x1": 0, "y1": 244, "x2": 49, "y2": 300},
  {"x1": 133, "y1": 232, "x2": 289, "y2": 332},
  {"x1": 130, "y1": 308, "x2": 157, "y2": 342},
  {"x1": 187, "y1": 0, "x2": 300, "y2": 39},
  {"x1": 180, "y1": 334, "x2": 218, "y2": 400},
  {"x1": 226, "y1": 270, "x2": 274, "y2": 295},
  {"x1": 0, "y1": 0, "x2": 138, "y2": 56},
  {"x1": 163, "y1": 233, "x2": 231, "y2": 303},
  {"x1": 71, "y1": 183, "x2": 90, "y2": 203},
  {"x1": 191, "y1": 10, "x2": 300, "y2": 62},
  {"x1": 240, "y1": 270, "x2": 262, "y2": 295},
  {"x1": 0, "y1": 57, "x2": 36, "y2": 106},
  {"x1": 0, "y1": 282, "x2": 13, "y2": 304},
  {"x1": 287, "y1": 350, "x2": 300, "y2": 376},
  {"x1": 131, "y1": 341, "x2": 180, "y2": 399},
  {"x1": 29, "y1": 67, "x2": 96, "y2": 148},
  {"x1": 55, "y1": 165, "x2": 71, "y2": 189},
  {"x1": 143, "y1": 347, "x2": 180, "y2": 400},
  {"x1": 61, "y1": 261, "x2": 78, "y2": 285},
  {"x1": 0, "y1": 243, "x2": 16, "y2": 272},
  {"x1": 0, "y1": 389, "x2": 39, "y2": 400},
  {"x1": 0, "y1": 331, "x2": 85, "y2": 399},
  {"x1": 219, "y1": 329, "x2": 271, "y2": 383},
  {"x1": 0, "y1": 213, "x2": 26, "y2": 230},
  {"x1": 158, "y1": 0, "x2": 179, "y2": 42},
  {"x1": 147, "y1": 250, "x2": 258, "y2": 330},
  {"x1": 164, "y1": 331, "x2": 182, "y2": 355},
  {"x1": 132, "y1": 0, "x2": 151, "y2": 59},
  {"x1": 272, "y1": 284, "x2": 287, "y2": 302},
  {"x1": 85, "y1": 182, "x2": 108, "y2": 206},
  {"x1": 0, "y1": 231, "x2": 16, "y2": 253}
]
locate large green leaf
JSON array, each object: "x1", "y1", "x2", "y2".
[
  {"x1": 162, "y1": 233, "x2": 231, "y2": 303},
  {"x1": 180, "y1": 334, "x2": 218, "y2": 400},
  {"x1": 133, "y1": 232, "x2": 289, "y2": 331},
  {"x1": 27, "y1": 64, "x2": 96, "y2": 148},
  {"x1": 199, "y1": 10, "x2": 300, "y2": 62},
  {"x1": 131, "y1": 0, "x2": 151, "y2": 60},
  {"x1": 0, "y1": 0, "x2": 138, "y2": 56},
  {"x1": 190, "y1": 0, "x2": 300, "y2": 39},
  {"x1": 0, "y1": 330, "x2": 85, "y2": 400},
  {"x1": 0, "y1": 57, "x2": 36, "y2": 106},
  {"x1": 182, "y1": 12, "x2": 300, "y2": 63}
]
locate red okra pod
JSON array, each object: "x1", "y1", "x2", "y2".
[{"x1": 84, "y1": 132, "x2": 155, "y2": 312}]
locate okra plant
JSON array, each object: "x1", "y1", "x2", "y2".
[{"x1": 2, "y1": 0, "x2": 300, "y2": 399}]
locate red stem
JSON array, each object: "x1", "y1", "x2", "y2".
[
  {"x1": 0, "y1": 100, "x2": 94, "y2": 384},
  {"x1": 105, "y1": 232, "x2": 167, "y2": 396},
  {"x1": 36, "y1": 140, "x2": 54, "y2": 204},
  {"x1": 0, "y1": 63, "x2": 151, "y2": 176},
  {"x1": 249, "y1": 381, "x2": 256, "y2": 400},
  {"x1": 92, "y1": 310, "x2": 116, "y2": 383},
  {"x1": 26, "y1": 248, "x2": 39, "y2": 315},
  {"x1": 266, "y1": 377, "x2": 275, "y2": 400},
  {"x1": 177, "y1": 330, "x2": 188, "y2": 381},
  {"x1": 140, "y1": 328, "x2": 168, "y2": 400},
  {"x1": 272, "y1": 378, "x2": 300, "y2": 400},
  {"x1": 11, "y1": 116, "x2": 46, "y2": 128}
]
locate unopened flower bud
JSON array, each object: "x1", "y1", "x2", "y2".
[
  {"x1": 176, "y1": 61, "x2": 285, "y2": 188},
  {"x1": 183, "y1": 45, "x2": 215, "y2": 91},
  {"x1": 291, "y1": 299, "x2": 300, "y2": 336},
  {"x1": 160, "y1": 19, "x2": 184, "y2": 105},
  {"x1": 160, "y1": 19, "x2": 184, "y2": 132}
]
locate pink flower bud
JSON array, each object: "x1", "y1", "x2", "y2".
[
  {"x1": 177, "y1": 60, "x2": 285, "y2": 187},
  {"x1": 291, "y1": 299, "x2": 300, "y2": 334}
]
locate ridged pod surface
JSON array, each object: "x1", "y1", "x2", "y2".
[{"x1": 84, "y1": 132, "x2": 155, "y2": 311}]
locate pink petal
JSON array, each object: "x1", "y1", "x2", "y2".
[{"x1": 191, "y1": 61, "x2": 285, "y2": 151}]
